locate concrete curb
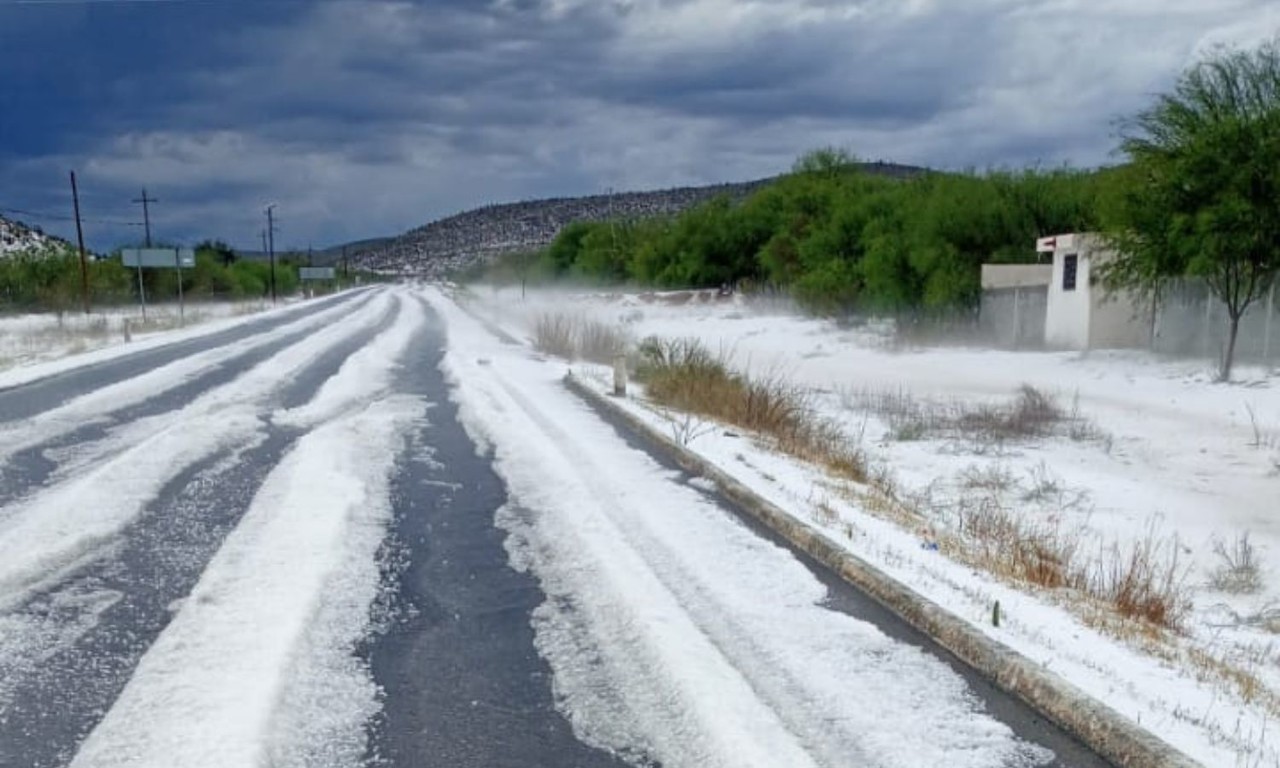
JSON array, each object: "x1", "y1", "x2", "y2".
[{"x1": 564, "y1": 372, "x2": 1200, "y2": 768}]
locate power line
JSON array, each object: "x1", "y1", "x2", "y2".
[{"x1": 0, "y1": 205, "x2": 143, "y2": 227}]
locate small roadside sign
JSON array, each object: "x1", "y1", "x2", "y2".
[
  {"x1": 299, "y1": 267, "x2": 336, "y2": 280},
  {"x1": 121, "y1": 248, "x2": 195, "y2": 269},
  {"x1": 121, "y1": 247, "x2": 194, "y2": 323}
]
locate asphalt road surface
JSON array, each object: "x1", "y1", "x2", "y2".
[{"x1": 0, "y1": 286, "x2": 1112, "y2": 767}]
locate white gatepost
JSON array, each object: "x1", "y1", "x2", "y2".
[{"x1": 613, "y1": 354, "x2": 628, "y2": 397}]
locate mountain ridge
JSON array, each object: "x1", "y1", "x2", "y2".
[{"x1": 345, "y1": 163, "x2": 926, "y2": 276}]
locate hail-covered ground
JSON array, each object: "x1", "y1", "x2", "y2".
[
  {"x1": 0, "y1": 281, "x2": 1203, "y2": 766},
  {"x1": 465, "y1": 284, "x2": 1280, "y2": 768},
  {"x1": 0, "y1": 300, "x2": 286, "y2": 375}
]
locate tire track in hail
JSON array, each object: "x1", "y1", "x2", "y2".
[
  {"x1": 0, "y1": 289, "x2": 369, "y2": 420},
  {"x1": 0, "y1": 293, "x2": 382, "y2": 507},
  {"x1": 0, "y1": 299, "x2": 403, "y2": 768},
  {"x1": 361, "y1": 296, "x2": 635, "y2": 768},
  {"x1": 65, "y1": 293, "x2": 426, "y2": 768}
]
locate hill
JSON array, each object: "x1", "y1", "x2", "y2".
[
  {"x1": 347, "y1": 163, "x2": 926, "y2": 276},
  {"x1": 310, "y1": 236, "x2": 394, "y2": 266},
  {"x1": 233, "y1": 237, "x2": 394, "y2": 266},
  {"x1": 0, "y1": 215, "x2": 71, "y2": 258}
]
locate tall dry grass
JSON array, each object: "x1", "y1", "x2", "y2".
[
  {"x1": 890, "y1": 471, "x2": 1191, "y2": 630},
  {"x1": 635, "y1": 336, "x2": 866, "y2": 482},
  {"x1": 531, "y1": 312, "x2": 631, "y2": 364}
]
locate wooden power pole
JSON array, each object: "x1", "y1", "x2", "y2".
[{"x1": 69, "y1": 171, "x2": 91, "y2": 314}]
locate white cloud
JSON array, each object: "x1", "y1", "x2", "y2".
[{"x1": 5, "y1": 0, "x2": 1277, "y2": 249}]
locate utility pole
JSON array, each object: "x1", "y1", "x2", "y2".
[
  {"x1": 132, "y1": 188, "x2": 157, "y2": 247},
  {"x1": 174, "y1": 247, "x2": 185, "y2": 324},
  {"x1": 69, "y1": 171, "x2": 91, "y2": 314},
  {"x1": 130, "y1": 188, "x2": 156, "y2": 321},
  {"x1": 607, "y1": 186, "x2": 618, "y2": 254},
  {"x1": 265, "y1": 204, "x2": 277, "y2": 304}
]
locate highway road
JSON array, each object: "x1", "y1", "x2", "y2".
[{"x1": 0, "y1": 286, "x2": 1110, "y2": 767}]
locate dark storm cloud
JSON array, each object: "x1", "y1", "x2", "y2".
[
  {"x1": 1, "y1": 0, "x2": 1277, "y2": 250},
  {"x1": 576, "y1": 8, "x2": 996, "y2": 125},
  {"x1": 0, "y1": 1, "x2": 302, "y2": 155}
]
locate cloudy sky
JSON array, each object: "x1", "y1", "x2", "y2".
[{"x1": 1, "y1": 0, "x2": 1277, "y2": 252}]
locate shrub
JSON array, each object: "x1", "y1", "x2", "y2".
[
  {"x1": 1085, "y1": 531, "x2": 1190, "y2": 629},
  {"x1": 1208, "y1": 531, "x2": 1262, "y2": 594},
  {"x1": 531, "y1": 312, "x2": 630, "y2": 364},
  {"x1": 636, "y1": 336, "x2": 865, "y2": 481},
  {"x1": 842, "y1": 383, "x2": 1109, "y2": 453}
]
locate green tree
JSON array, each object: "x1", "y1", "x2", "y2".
[
  {"x1": 1102, "y1": 39, "x2": 1280, "y2": 380},
  {"x1": 530, "y1": 150, "x2": 1107, "y2": 315},
  {"x1": 792, "y1": 146, "x2": 860, "y2": 177},
  {"x1": 196, "y1": 239, "x2": 237, "y2": 267},
  {"x1": 541, "y1": 221, "x2": 596, "y2": 277}
]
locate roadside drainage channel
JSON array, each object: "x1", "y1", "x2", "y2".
[{"x1": 564, "y1": 372, "x2": 1199, "y2": 768}]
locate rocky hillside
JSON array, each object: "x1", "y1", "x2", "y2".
[
  {"x1": 350, "y1": 163, "x2": 924, "y2": 276},
  {"x1": 0, "y1": 215, "x2": 69, "y2": 258}
]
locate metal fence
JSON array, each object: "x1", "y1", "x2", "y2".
[
  {"x1": 1152, "y1": 280, "x2": 1277, "y2": 363},
  {"x1": 979, "y1": 285, "x2": 1048, "y2": 350},
  {"x1": 980, "y1": 278, "x2": 1278, "y2": 364}
]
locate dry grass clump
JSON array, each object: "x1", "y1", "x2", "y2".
[
  {"x1": 636, "y1": 336, "x2": 866, "y2": 481},
  {"x1": 1084, "y1": 532, "x2": 1190, "y2": 629},
  {"x1": 1208, "y1": 531, "x2": 1262, "y2": 594},
  {"x1": 843, "y1": 383, "x2": 1110, "y2": 452},
  {"x1": 1245, "y1": 404, "x2": 1279, "y2": 450},
  {"x1": 6, "y1": 310, "x2": 207, "y2": 359},
  {"x1": 953, "y1": 494, "x2": 1080, "y2": 589},
  {"x1": 892, "y1": 468, "x2": 1191, "y2": 631},
  {"x1": 949, "y1": 384, "x2": 1062, "y2": 441},
  {"x1": 131, "y1": 312, "x2": 200, "y2": 334},
  {"x1": 532, "y1": 313, "x2": 578, "y2": 358},
  {"x1": 532, "y1": 312, "x2": 631, "y2": 364},
  {"x1": 1185, "y1": 646, "x2": 1280, "y2": 713}
]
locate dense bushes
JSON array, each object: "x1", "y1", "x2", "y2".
[
  {"x1": 0, "y1": 246, "x2": 133, "y2": 311},
  {"x1": 0, "y1": 239, "x2": 316, "y2": 312},
  {"x1": 534, "y1": 155, "x2": 1110, "y2": 313}
]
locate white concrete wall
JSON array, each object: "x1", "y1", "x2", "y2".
[
  {"x1": 1042, "y1": 236, "x2": 1151, "y2": 350},
  {"x1": 1045, "y1": 249, "x2": 1091, "y2": 349},
  {"x1": 1088, "y1": 258, "x2": 1151, "y2": 348},
  {"x1": 981, "y1": 264, "x2": 1052, "y2": 290}
]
